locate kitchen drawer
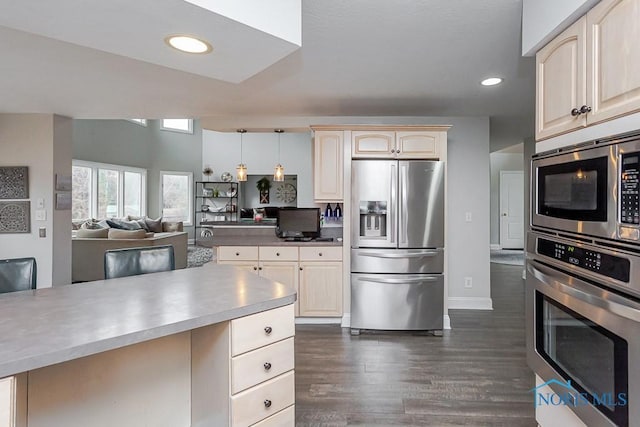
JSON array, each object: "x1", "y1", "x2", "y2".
[
  {"x1": 231, "y1": 337, "x2": 295, "y2": 394},
  {"x1": 259, "y1": 246, "x2": 298, "y2": 262},
  {"x1": 252, "y1": 405, "x2": 295, "y2": 427},
  {"x1": 231, "y1": 304, "x2": 295, "y2": 356},
  {"x1": 231, "y1": 371, "x2": 295, "y2": 427},
  {"x1": 299, "y1": 246, "x2": 342, "y2": 261},
  {"x1": 218, "y1": 246, "x2": 259, "y2": 261}
]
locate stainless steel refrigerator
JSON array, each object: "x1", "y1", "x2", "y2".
[{"x1": 350, "y1": 160, "x2": 444, "y2": 334}]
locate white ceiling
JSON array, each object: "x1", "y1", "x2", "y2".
[{"x1": 0, "y1": 0, "x2": 534, "y2": 150}]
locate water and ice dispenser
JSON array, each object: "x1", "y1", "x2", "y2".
[{"x1": 359, "y1": 201, "x2": 387, "y2": 238}]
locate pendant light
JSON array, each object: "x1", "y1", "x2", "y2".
[
  {"x1": 273, "y1": 129, "x2": 285, "y2": 182},
  {"x1": 236, "y1": 129, "x2": 247, "y2": 182}
]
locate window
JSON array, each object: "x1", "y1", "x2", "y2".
[
  {"x1": 72, "y1": 160, "x2": 146, "y2": 220},
  {"x1": 160, "y1": 171, "x2": 193, "y2": 225},
  {"x1": 126, "y1": 119, "x2": 147, "y2": 126},
  {"x1": 161, "y1": 119, "x2": 193, "y2": 134}
]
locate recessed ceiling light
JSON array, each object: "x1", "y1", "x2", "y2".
[
  {"x1": 481, "y1": 77, "x2": 503, "y2": 86},
  {"x1": 165, "y1": 35, "x2": 212, "y2": 54}
]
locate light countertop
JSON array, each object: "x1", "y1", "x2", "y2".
[{"x1": 0, "y1": 264, "x2": 296, "y2": 378}]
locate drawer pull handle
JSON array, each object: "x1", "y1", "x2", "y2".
[
  {"x1": 259, "y1": 266, "x2": 262, "y2": 270},
  {"x1": 235, "y1": 252, "x2": 240, "y2": 256},
  {"x1": 276, "y1": 252, "x2": 280, "y2": 256},
  {"x1": 264, "y1": 362, "x2": 272, "y2": 370},
  {"x1": 264, "y1": 326, "x2": 273, "y2": 335},
  {"x1": 299, "y1": 267, "x2": 303, "y2": 271},
  {"x1": 264, "y1": 399, "x2": 272, "y2": 408},
  {"x1": 319, "y1": 252, "x2": 323, "y2": 256}
]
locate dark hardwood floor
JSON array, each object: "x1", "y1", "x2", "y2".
[{"x1": 294, "y1": 263, "x2": 536, "y2": 426}]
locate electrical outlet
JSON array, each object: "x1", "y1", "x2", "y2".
[
  {"x1": 465, "y1": 212, "x2": 472, "y2": 222},
  {"x1": 464, "y1": 277, "x2": 473, "y2": 288}
]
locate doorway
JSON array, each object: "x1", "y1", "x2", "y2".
[{"x1": 499, "y1": 170, "x2": 524, "y2": 249}]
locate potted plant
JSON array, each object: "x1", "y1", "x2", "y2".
[
  {"x1": 256, "y1": 177, "x2": 271, "y2": 204},
  {"x1": 202, "y1": 166, "x2": 213, "y2": 181}
]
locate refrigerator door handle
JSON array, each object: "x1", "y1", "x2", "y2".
[
  {"x1": 399, "y1": 164, "x2": 408, "y2": 244},
  {"x1": 358, "y1": 277, "x2": 440, "y2": 284},
  {"x1": 390, "y1": 163, "x2": 397, "y2": 245},
  {"x1": 357, "y1": 251, "x2": 439, "y2": 259}
]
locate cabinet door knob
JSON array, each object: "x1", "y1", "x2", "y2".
[
  {"x1": 264, "y1": 362, "x2": 272, "y2": 371},
  {"x1": 264, "y1": 399, "x2": 272, "y2": 408},
  {"x1": 571, "y1": 107, "x2": 581, "y2": 116},
  {"x1": 580, "y1": 105, "x2": 592, "y2": 114},
  {"x1": 253, "y1": 266, "x2": 258, "y2": 270},
  {"x1": 299, "y1": 267, "x2": 303, "y2": 271},
  {"x1": 258, "y1": 266, "x2": 263, "y2": 270},
  {"x1": 264, "y1": 326, "x2": 273, "y2": 335},
  {"x1": 390, "y1": 149, "x2": 395, "y2": 153}
]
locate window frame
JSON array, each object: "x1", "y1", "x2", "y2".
[
  {"x1": 159, "y1": 170, "x2": 193, "y2": 226},
  {"x1": 72, "y1": 159, "x2": 147, "y2": 219},
  {"x1": 126, "y1": 119, "x2": 147, "y2": 126},
  {"x1": 160, "y1": 119, "x2": 194, "y2": 134}
]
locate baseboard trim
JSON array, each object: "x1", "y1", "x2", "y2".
[
  {"x1": 490, "y1": 244, "x2": 502, "y2": 250},
  {"x1": 341, "y1": 313, "x2": 351, "y2": 328},
  {"x1": 448, "y1": 297, "x2": 493, "y2": 310},
  {"x1": 443, "y1": 314, "x2": 451, "y2": 330},
  {"x1": 295, "y1": 317, "x2": 343, "y2": 325}
]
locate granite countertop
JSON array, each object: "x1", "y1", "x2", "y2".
[{"x1": 0, "y1": 264, "x2": 296, "y2": 378}]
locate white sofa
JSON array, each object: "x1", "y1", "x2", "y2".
[{"x1": 72, "y1": 231, "x2": 188, "y2": 282}]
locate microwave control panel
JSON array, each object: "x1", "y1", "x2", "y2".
[
  {"x1": 620, "y1": 152, "x2": 640, "y2": 225},
  {"x1": 537, "y1": 238, "x2": 630, "y2": 282}
]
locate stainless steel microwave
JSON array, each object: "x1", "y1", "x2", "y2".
[{"x1": 532, "y1": 132, "x2": 640, "y2": 244}]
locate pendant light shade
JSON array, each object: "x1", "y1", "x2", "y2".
[
  {"x1": 273, "y1": 129, "x2": 285, "y2": 182},
  {"x1": 236, "y1": 129, "x2": 247, "y2": 182}
]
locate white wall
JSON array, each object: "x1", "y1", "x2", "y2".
[
  {"x1": 0, "y1": 114, "x2": 71, "y2": 287},
  {"x1": 522, "y1": 0, "x2": 599, "y2": 55},
  {"x1": 202, "y1": 131, "x2": 313, "y2": 207},
  {"x1": 490, "y1": 152, "x2": 524, "y2": 246}
]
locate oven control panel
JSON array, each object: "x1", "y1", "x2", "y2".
[
  {"x1": 537, "y1": 238, "x2": 630, "y2": 282},
  {"x1": 620, "y1": 152, "x2": 640, "y2": 225}
]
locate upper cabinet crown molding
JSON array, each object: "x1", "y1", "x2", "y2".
[{"x1": 536, "y1": 0, "x2": 640, "y2": 141}]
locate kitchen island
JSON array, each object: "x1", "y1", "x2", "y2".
[{"x1": 0, "y1": 263, "x2": 296, "y2": 427}]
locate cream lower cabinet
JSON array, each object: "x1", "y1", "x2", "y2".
[
  {"x1": 0, "y1": 377, "x2": 15, "y2": 427},
  {"x1": 298, "y1": 247, "x2": 343, "y2": 317},
  {"x1": 218, "y1": 245, "x2": 343, "y2": 317},
  {"x1": 192, "y1": 304, "x2": 295, "y2": 427}
]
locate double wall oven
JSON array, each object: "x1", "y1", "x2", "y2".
[{"x1": 528, "y1": 132, "x2": 640, "y2": 427}]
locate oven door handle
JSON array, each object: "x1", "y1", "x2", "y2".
[{"x1": 528, "y1": 261, "x2": 640, "y2": 322}]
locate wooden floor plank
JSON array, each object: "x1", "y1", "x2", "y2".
[{"x1": 294, "y1": 263, "x2": 536, "y2": 426}]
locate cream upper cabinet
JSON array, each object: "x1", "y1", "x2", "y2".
[
  {"x1": 352, "y1": 131, "x2": 396, "y2": 158},
  {"x1": 536, "y1": 0, "x2": 640, "y2": 140},
  {"x1": 352, "y1": 129, "x2": 445, "y2": 159},
  {"x1": 312, "y1": 130, "x2": 344, "y2": 202},
  {"x1": 587, "y1": 0, "x2": 640, "y2": 124},
  {"x1": 535, "y1": 17, "x2": 587, "y2": 140}
]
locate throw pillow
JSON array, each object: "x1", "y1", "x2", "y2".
[
  {"x1": 107, "y1": 229, "x2": 147, "y2": 239},
  {"x1": 162, "y1": 221, "x2": 184, "y2": 232},
  {"x1": 80, "y1": 219, "x2": 103, "y2": 230},
  {"x1": 145, "y1": 216, "x2": 163, "y2": 233},
  {"x1": 98, "y1": 219, "x2": 110, "y2": 228},
  {"x1": 106, "y1": 218, "x2": 142, "y2": 230},
  {"x1": 72, "y1": 219, "x2": 87, "y2": 230},
  {"x1": 134, "y1": 219, "x2": 149, "y2": 231},
  {"x1": 76, "y1": 228, "x2": 109, "y2": 238}
]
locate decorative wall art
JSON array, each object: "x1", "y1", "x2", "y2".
[
  {"x1": 0, "y1": 201, "x2": 30, "y2": 233},
  {"x1": 55, "y1": 174, "x2": 72, "y2": 191},
  {"x1": 56, "y1": 193, "x2": 72, "y2": 210},
  {"x1": 0, "y1": 166, "x2": 29, "y2": 199}
]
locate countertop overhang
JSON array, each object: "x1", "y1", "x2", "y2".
[{"x1": 0, "y1": 264, "x2": 296, "y2": 378}]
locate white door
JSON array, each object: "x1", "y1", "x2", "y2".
[{"x1": 500, "y1": 171, "x2": 524, "y2": 249}]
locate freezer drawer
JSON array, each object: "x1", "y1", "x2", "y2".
[
  {"x1": 351, "y1": 248, "x2": 443, "y2": 274},
  {"x1": 351, "y1": 273, "x2": 444, "y2": 331}
]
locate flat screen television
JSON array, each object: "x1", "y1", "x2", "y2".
[{"x1": 276, "y1": 208, "x2": 321, "y2": 239}]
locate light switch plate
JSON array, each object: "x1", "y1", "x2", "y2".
[
  {"x1": 36, "y1": 210, "x2": 46, "y2": 221},
  {"x1": 37, "y1": 198, "x2": 45, "y2": 209},
  {"x1": 39, "y1": 227, "x2": 46, "y2": 238},
  {"x1": 465, "y1": 212, "x2": 472, "y2": 222}
]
